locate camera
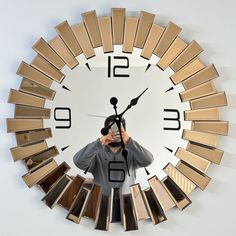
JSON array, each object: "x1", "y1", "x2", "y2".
[{"x1": 111, "y1": 123, "x2": 123, "y2": 141}]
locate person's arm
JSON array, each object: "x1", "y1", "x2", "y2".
[
  {"x1": 125, "y1": 137, "x2": 154, "y2": 168},
  {"x1": 73, "y1": 138, "x2": 103, "y2": 173}
]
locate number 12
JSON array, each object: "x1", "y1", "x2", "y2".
[{"x1": 107, "y1": 56, "x2": 130, "y2": 78}]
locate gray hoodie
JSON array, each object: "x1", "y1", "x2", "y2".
[{"x1": 73, "y1": 137, "x2": 154, "y2": 196}]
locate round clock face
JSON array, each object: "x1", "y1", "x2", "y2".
[
  {"x1": 7, "y1": 8, "x2": 228, "y2": 232},
  {"x1": 44, "y1": 46, "x2": 191, "y2": 185}
]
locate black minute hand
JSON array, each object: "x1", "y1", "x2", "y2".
[
  {"x1": 101, "y1": 88, "x2": 149, "y2": 177},
  {"x1": 110, "y1": 98, "x2": 131, "y2": 176},
  {"x1": 115, "y1": 117, "x2": 130, "y2": 176},
  {"x1": 116, "y1": 88, "x2": 149, "y2": 176},
  {"x1": 119, "y1": 88, "x2": 148, "y2": 118}
]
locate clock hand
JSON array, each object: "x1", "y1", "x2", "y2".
[
  {"x1": 101, "y1": 88, "x2": 149, "y2": 177},
  {"x1": 101, "y1": 123, "x2": 115, "y2": 136},
  {"x1": 100, "y1": 97, "x2": 119, "y2": 136},
  {"x1": 117, "y1": 88, "x2": 149, "y2": 176},
  {"x1": 101, "y1": 88, "x2": 148, "y2": 135},
  {"x1": 87, "y1": 114, "x2": 107, "y2": 118},
  {"x1": 110, "y1": 97, "x2": 119, "y2": 120},
  {"x1": 115, "y1": 117, "x2": 130, "y2": 176},
  {"x1": 110, "y1": 97, "x2": 130, "y2": 176},
  {"x1": 118, "y1": 88, "x2": 148, "y2": 118}
]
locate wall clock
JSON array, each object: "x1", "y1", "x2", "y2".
[{"x1": 6, "y1": 8, "x2": 228, "y2": 231}]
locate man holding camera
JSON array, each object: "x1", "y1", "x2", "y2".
[{"x1": 73, "y1": 115, "x2": 154, "y2": 196}]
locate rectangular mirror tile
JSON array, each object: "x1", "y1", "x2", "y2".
[
  {"x1": 187, "y1": 142, "x2": 223, "y2": 164},
  {"x1": 163, "y1": 163, "x2": 196, "y2": 195},
  {"x1": 49, "y1": 36, "x2": 78, "y2": 69},
  {"x1": 121, "y1": 194, "x2": 138, "y2": 231},
  {"x1": 58, "y1": 175, "x2": 85, "y2": 210},
  {"x1": 14, "y1": 105, "x2": 50, "y2": 119},
  {"x1": 190, "y1": 92, "x2": 227, "y2": 110},
  {"x1": 154, "y1": 22, "x2": 182, "y2": 58},
  {"x1": 8, "y1": 89, "x2": 45, "y2": 107},
  {"x1": 184, "y1": 107, "x2": 220, "y2": 121},
  {"x1": 182, "y1": 64, "x2": 219, "y2": 89},
  {"x1": 192, "y1": 121, "x2": 229, "y2": 135},
  {"x1": 39, "y1": 162, "x2": 70, "y2": 193},
  {"x1": 67, "y1": 182, "x2": 94, "y2": 224},
  {"x1": 22, "y1": 159, "x2": 58, "y2": 188},
  {"x1": 72, "y1": 23, "x2": 95, "y2": 59},
  {"x1": 32, "y1": 37, "x2": 65, "y2": 70},
  {"x1": 98, "y1": 17, "x2": 113, "y2": 53},
  {"x1": 157, "y1": 37, "x2": 187, "y2": 70},
  {"x1": 23, "y1": 146, "x2": 59, "y2": 171},
  {"x1": 110, "y1": 188, "x2": 121, "y2": 222},
  {"x1": 175, "y1": 147, "x2": 211, "y2": 173},
  {"x1": 82, "y1": 10, "x2": 102, "y2": 48},
  {"x1": 148, "y1": 175, "x2": 176, "y2": 211},
  {"x1": 122, "y1": 17, "x2": 138, "y2": 53},
  {"x1": 182, "y1": 129, "x2": 219, "y2": 148},
  {"x1": 176, "y1": 161, "x2": 211, "y2": 190},
  {"x1": 6, "y1": 118, "x2": 43, "y2": 133},
  {"x1": 20, "y1": 78, "x2": 55, "y2": 100},
  {"x1": 16, "y1": 128, "x2": 52, "y2": 146},
  {"x1": 42, "y1": 174, "x2": 72, "y2": 208},
  {"x1": 10, "y1": 141, "x2": 48, "y2": 162},
  {"x1": 141, "y1": 24, "x2": 164, "y2": 59},
  {"x1": 83, "y1": 184, "x2": 102, "y2": 219},
  {"x1": 31, "y1": 55, "x2": 65, "y2": 83},
  {"x1": 143, "y1": 188, "x2": 166, "y2": 225},
  {"x1": 17, "y1": 61, "x2": 53, "y2": 88},
  {"x1": 130, "y1": 184, "x2": 150, "y2": 220},
  {"x1": 170, "y1": 40, "x2": 203, "y2": 72},
  {"x1": 112, "y1": 8, "x2": 125, "y2": 45},
  {"x1": 95, "y1": 195, "x2": 111, "y2": 231},
  {"x1": 55, "y1": 20, "x2": 82, "y2": 57},
  {"x1": 134, "y1": 11, "x2": 155, "y2": 49},
  {"x1": 162, "y1": 176, "x2": 191, "y2": 210},
  {"x1": 180, "y1": 81, "x2": 217, "y2": 102},
  {"x1": 170, "y1": 58, "x2": 205, "y2": 85}
]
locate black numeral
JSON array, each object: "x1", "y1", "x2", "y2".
[
  {"x1": 108, "y1": 161, "x2": 125, "y2": 182},
  {"x1": 163, "y1": 109, "x2": 181, "y2": 131},
  {"x1": 108, "y1": 56, "x2": 130, "y2": 78},
  {"x1": 54, "y1": 107, "x2": 71, "y2": 129}
]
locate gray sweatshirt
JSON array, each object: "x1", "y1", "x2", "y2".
[{"x1": 73, "y1": 137, "x2": 154, "y2": 196}]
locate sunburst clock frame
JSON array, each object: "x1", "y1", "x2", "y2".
[{"x1": 6, "y1": 8, "x2": 228, "y2": 231}]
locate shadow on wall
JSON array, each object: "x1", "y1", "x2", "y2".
[
  {"x1": 220, "y1": 151, "x2": 236, "y2": 169},
  {"x1": 226, "y1": 94, "x2": 236, "y2": 110}
]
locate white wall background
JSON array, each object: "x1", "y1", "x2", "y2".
[{"x1": 0, "y1": 0, "x2": 236, "y2": 235}]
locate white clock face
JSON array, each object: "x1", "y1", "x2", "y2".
[{"x1": 44, "y1": 45, "x2": 191, "y2": 189}]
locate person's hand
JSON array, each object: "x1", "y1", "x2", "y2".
[
  {"x1": 112, "y1": 127, "x2": 130, "y2": 145},
  {"x1": 100, "y1": 126, "x2": 130, "y2": 146},
  {"x1": 100, "y1": 128, "x2": 114, "y2": 145},
  {"x1": 121, "y1": 128, "x2": 130, "y2": 145}
]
